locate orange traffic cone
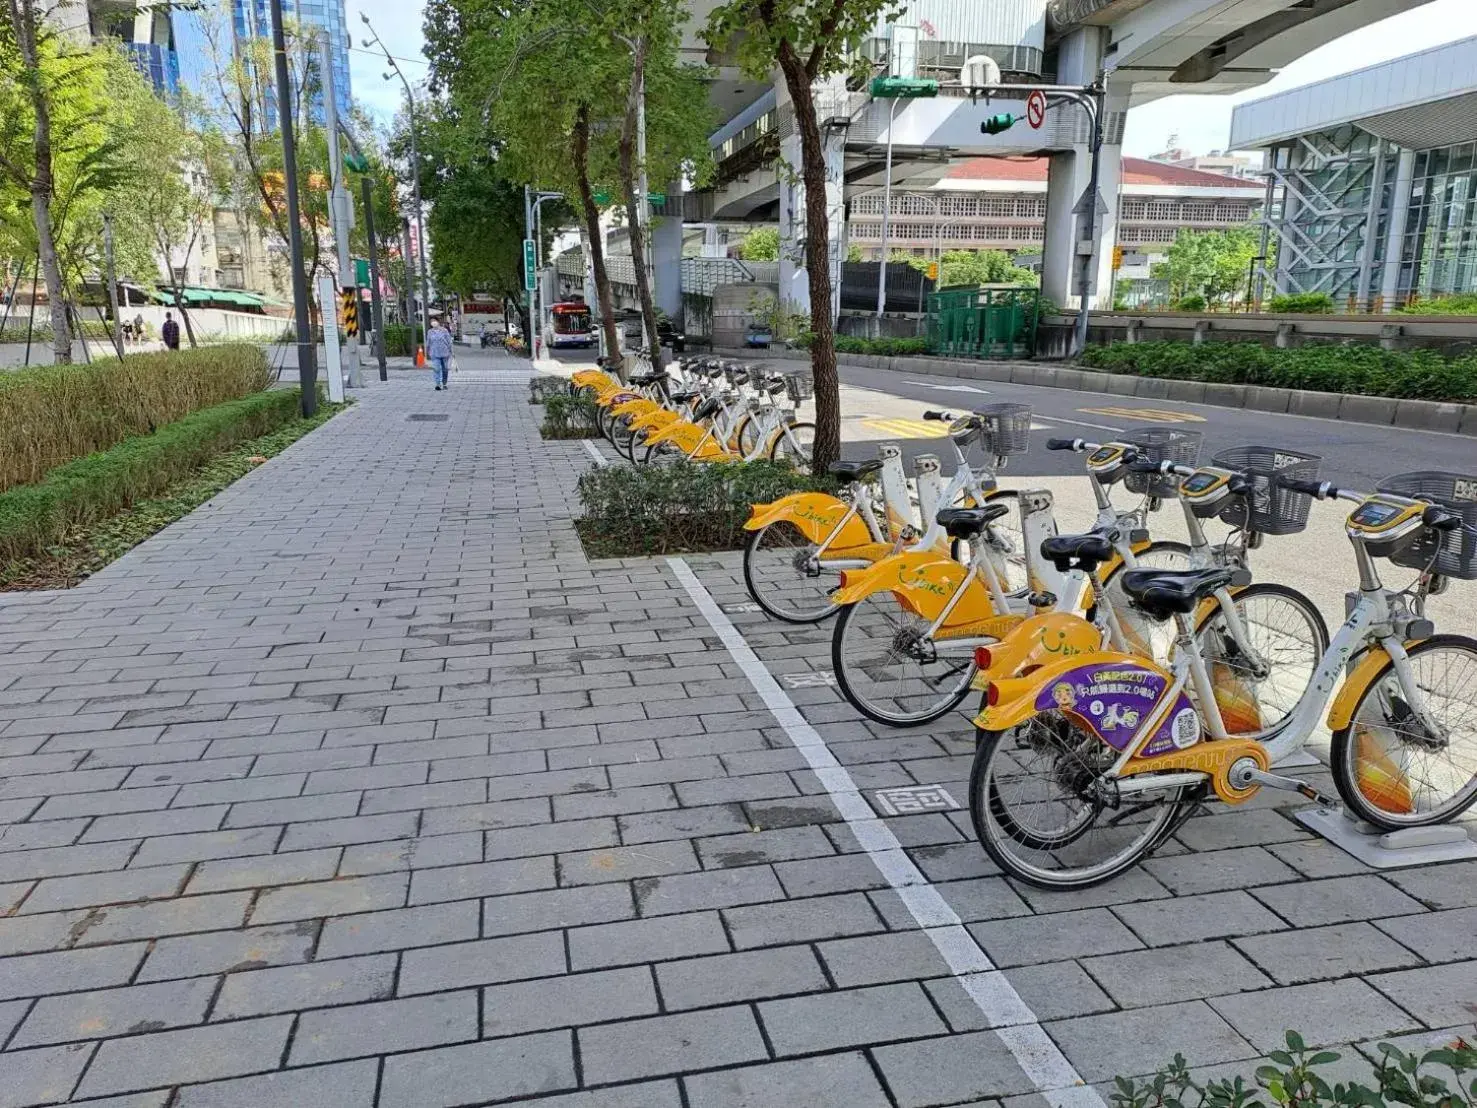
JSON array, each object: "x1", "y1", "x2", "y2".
[{"x1": 415, "y1": 345, "x2": 426, "y2": 367}]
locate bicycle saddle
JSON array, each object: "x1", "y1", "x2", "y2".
[
  {"x1": 669, "y1": 388, "x2": 700, "y2": 403},
  {"x1": 1040, "y1": 533, "x2": 1114, "y2": 573},
  {"x1": 1118, "y1": 567, "x2": 1235, "y2": 621},
  {"x1": 936, "y1": 504, "x2": 1011, "y2": 540},
  {"x1": 691, "y1": 397, "x2": 722, "y2": 422},
  {"x1": 828, "y1": 459, "x2": 883, "y2": 481}
]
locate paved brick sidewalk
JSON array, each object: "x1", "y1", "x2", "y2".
[{"x1": 0, "y1": 347, "x2": 1470, "y2": 1106}]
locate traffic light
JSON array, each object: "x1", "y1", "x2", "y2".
[
  {"x1": 980, "y1": 113, "x2": 1017, "y2": 135},
  {"x1": 870, "y1": 76, "x2": 940, "y2": 99},
  {"x1": 1112, "y1": 246, "x2": 1125, "y2": 271}
]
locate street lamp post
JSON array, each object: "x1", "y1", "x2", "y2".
[
  {"x1": 868, "y1": 77, "x2": 938, "y2": 323},
  {"x1": 363, "y1": 14, "x2": 432, "y2": 350}
]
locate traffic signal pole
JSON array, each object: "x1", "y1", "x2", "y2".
[{"x1": 966, "y1": 80, "x2": 1106, "y2": 358}]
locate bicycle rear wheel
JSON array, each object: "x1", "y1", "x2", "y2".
[
  {"x1": 610, "y1": 415, "x2": 636, "y2": 460},
  {"x1": 743, "y1": 523, "x2": 839, "y2": 623},
  {"x1": 832, "y1": 593, "x2": 976, "y2": 726},
  {"x1": 1331, "y1": 634, "x2": 1477, "y2": 829},
  {"x1": 970, "y1": 714, "x2": 1194, "y2": 888}
]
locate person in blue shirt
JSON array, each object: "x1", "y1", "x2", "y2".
[{"x1": 426, "y1": 316, "x2": 454, "y2": 390}]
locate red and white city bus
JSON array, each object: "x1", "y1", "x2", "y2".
[{"x1": 549, "y1": 299, "x2": 594, "y2": 348}]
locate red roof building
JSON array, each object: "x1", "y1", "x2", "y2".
[{"x1": 848, "y1": 155, "x2": 1262, "y2": 261}]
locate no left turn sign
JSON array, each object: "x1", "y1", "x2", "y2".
[{"x1": 1026, "y1": 90, "x2": 1047, "y2": 129}]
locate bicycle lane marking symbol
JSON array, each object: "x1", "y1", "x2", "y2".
[{"x1": 669, "y1": 556, "x2": 1105, "y2": 1108}]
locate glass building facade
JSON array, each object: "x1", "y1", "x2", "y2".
[{"x1": 231, "y1": 0, "x2": 352, "y2": 125}]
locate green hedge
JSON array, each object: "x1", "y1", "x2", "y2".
[
  {"x1": 1268, "y1": 291, "x2": 1335, "y2": 314},
  {"x1": 575, "y1": 460, "x2": 833, "y2": 557},
  {"x1": 0, "y1": 344, "x2": 271, "y2": 493},
  {"x1": 383, "y1": 324, "x2": 423, "y2": 357},
  {"x1": 1397, "y1": 292, "x2": 1477, "y2": 315},
  {"x1": 1079, "y1": 341, "x2": 1477, "y2": 402},
  {"x1": 540, "y1": 393, "x2": 600, "y2": 439},
  {"x1": 791, "y1": 333, "x2": 931, "y2": 357},
  {"x1": 0, "y1": 321, "x2": 110, "y2": 342},
  {"x1": 0, "y1": 388, "x2": 304, "y2": 566}
]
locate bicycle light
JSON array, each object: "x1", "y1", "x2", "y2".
[
  {"x1": 985, "y1": 682, "x2": 1001, "y2": 707},
  {"x1": 974, "y1": 646, "x2": 993, "y2": 670}
]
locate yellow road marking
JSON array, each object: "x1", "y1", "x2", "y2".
[
  {"x1": 859, "y1": 418, "x2": 951, "y2": 438},
  {"x1": 1078, "y1": 406, "x2": 1206, "y2": 424}
]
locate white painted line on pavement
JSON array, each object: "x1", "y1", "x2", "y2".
[
  {"x1": 668, "y1": 556, "x2": 1103, "y2": 1108},
  {"x1": 1032, "y1": 414, "x2": 1126, "y2": 434},
  {"x1": 581, "y1": 440, "x2": 609, "y2": 467}
]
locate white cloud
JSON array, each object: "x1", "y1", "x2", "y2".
[{"x1": 1123, "y1": 0, "x2": 1477, "y2": 156}]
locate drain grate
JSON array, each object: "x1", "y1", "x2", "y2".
[{"x1": 407, "y1": 414, "x2": 449, "y2": 422}]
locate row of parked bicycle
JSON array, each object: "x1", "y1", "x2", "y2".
[
  {"x1": 558, "y1": 358, "x2": 1477, "y2": 887},
  {"x1": 571, "y1": 357, "x2": 816, "y2": 469},
  {"x1": 735, "y1": 404, "x2": 1477, "y2": 887}
]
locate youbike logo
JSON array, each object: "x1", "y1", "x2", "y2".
[
  {"x1": 1038, "y1": 628, "x2": 1087, "y2": 656},
  {"x1": 897, "y1": 562, "x2": 952, "y2": 597}
]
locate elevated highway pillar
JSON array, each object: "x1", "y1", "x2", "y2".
[{"x1": 1040, "y1": 26, "x2": 1123, "y2": 312}]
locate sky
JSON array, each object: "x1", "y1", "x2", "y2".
[
  {"x1": 346, "y1": 0, "x2": 1477, "y2": 157},
  {"x1": 346, "y1": 0, "x2": 431, "y2": 125}
]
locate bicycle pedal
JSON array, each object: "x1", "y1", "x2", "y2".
[{"x1": 1240, "y1": 767, "x2": 1336, "y2": 807}]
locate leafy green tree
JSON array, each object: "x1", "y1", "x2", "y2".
[
  {"x1": 707, "y1": 0, "x2": 902, "y2": 469},
  {"x1": 1152, "y1": 227, "x2": 1261, "y2": 307},
  {"x1": 937, "y1": 249, "x2": 1038, "y2": 288},
  {"x1": 739, "y1": 226, "x2": 780, "y2": 261}
]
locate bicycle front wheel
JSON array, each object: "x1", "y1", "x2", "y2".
[
  {"x1": 742, "y1": 523, "x2": 839, "y2": 624},
  {"x1": 832, "y1": 593, "x2": 976, "y2": 727},
  {"x1": 970, "y1": 713, "x2": 1195, "y2": 889},
  {"x1": 610, "y1": 415, "x2": 636, "y2": 460},
  {"x1": 770, "y1": 422, "x2": 816, "y2": 474},
  {"x1": 1331, "y1": 634, "x2": 1477, "y2": 829},
  {"x1": 1195, "y1": 582, "x2": 1328, "y2": 738}
]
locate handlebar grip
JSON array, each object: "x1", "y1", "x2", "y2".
[
  {"x1": 1424, "y1": 506, "x2": 1463, "y2": 532},
  {"x1": 1278, "y1": 476, "x2": 1336, "y2": 499},
  {"x1": 1127, "y1": 458, "x2": 1161, "y2": 473},
  {"x1": 922, "y1": 410, "x2": 953, "y2": 422},
  {"x1": 1045, "y1": 438, "x2": 1080, "y2": 451}
]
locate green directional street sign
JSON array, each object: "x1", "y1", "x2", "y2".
[
  {"x1": 354, "y1": 258, "x2": 369, "y2": 286},
  {"x1": 344, "y1": 152, "x2": 370, "y2": 173},
  {"x1": 523, "y1": 239, "x2": 537, "y2": 291},
  {"x1": 870, "y1": 76, "x2": 939, "y2": 99},
  {"x1": 593, "y1": 189, "x2": 666, "y2": 206}
]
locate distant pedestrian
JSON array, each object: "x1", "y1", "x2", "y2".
[
  {"x1": 426, "y1": 315, "x2": 453, "y2": 390},
  {"x1": 133, "y1": 314, "x2": 145, "y2": 343},
  {"x1": 161, "y1": 312, "x2": 180, "y2": 351}
]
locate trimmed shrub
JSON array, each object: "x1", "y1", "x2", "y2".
[
  {"x1": 1269, "y1": 291, "x2": 1335, "y2": 314},
  {"x1": 834, "y1": 336, "x2": 931, "y2": 356},
  {"x1": 0, "y1": 388, "x2": 304, "y2": 565},
  {"x1": 0, "y1": 344, "x2": 271, "y2": 493},
  {"x1": 1397, "y1": 292, "x2": 1477, "y2": 315},
  {"x1": 540, "y1": 393, "x2": 600, "y2": 438},
  {"x1": 529, "y1": 376, "x2": 571, "y2": 405},
  {"x1": 1078, "y1": 341, "x2": 1477, "y2": 402},
  {"x1": 1174, "y1": 293, "x2": 1207, "y2": 312},
  {"x1": 382, "y1": 324, "x2": 423, "y2": 357},
  {"x1": 575, "y1": 460, "x2": 833, "y2": 557}
]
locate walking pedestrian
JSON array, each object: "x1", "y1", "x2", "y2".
[
  {"x1": 133, "y1": 313, "x2": 145, "y2": 344},
  {"x1": 161, "y1": 311, "x2": 180, "y2": 351},
  {"x1": 426, "y1": 314, "x2": 453, "y2": 390}
]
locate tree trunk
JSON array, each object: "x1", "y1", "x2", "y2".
[
  {"x1": 617, "y1": 37, "x2": 663, "y2": 372},
  {"x1": 572, "y1": 103, "x2": 622, "y2": 366},
  {"x1": 776, "y1": 43, "x2": 838, "y2": 470},
  {"x1": 9, "y1": 0, "x2": 72, "y2": 365}
]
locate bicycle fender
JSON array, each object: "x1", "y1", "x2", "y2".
[
  {"x1": 571, "y1": 370, "x2": 610, "y2": 389},
  {"x1": 743, "y1": 493, "x2": 871, "y2": 550},
  {"x1": 973, "y1": 652, "x2": 1181, "y2": 747},
  {"x1": 630, "y1": 410, "x2": 680, "y2": 433},
  {"x1": 1325, "y1": 643, "x2": 1420, "y2": 732},
  {"x1": 831, "y1": 550, "x2": 969, "y2": 615},
  {"x1": 968, "y1": 613, "x2": 1104, "y2": 691},
  {"x1": 611, "y1": 397, "x2": 660, "y2": 418}
]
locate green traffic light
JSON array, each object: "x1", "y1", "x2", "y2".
[{"x1": 980, "y1": 113, "x2": 1017, "y2": 135}]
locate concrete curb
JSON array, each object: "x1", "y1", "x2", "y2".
[{"x1": 714, "y1": 347, "x2": 1477, "y2": 436}]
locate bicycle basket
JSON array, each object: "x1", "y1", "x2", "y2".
[
  {"x1": 977, "y1": 404, "x2": 1032, "y2": 457},
  {"x1": 1123, "y1": 428, "x2": 1203, "y2": 497},
  {"x1": 785, "y1": 374, "x2": 815, "y2": 405},
  {"x1": 1374, "y1": 471, "x2": 1477, "y2": 579},
  {"x1": 1210, "y1": 446, "x2": 1321, "y2": 536}
]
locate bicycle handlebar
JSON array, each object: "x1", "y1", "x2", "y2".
[
  {"x1": 923, "y1": 410, "x2": 951, "y2": 422},
  {"x1": 1045, "y1": 438, "x2": 1081, "y2": 451}
]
